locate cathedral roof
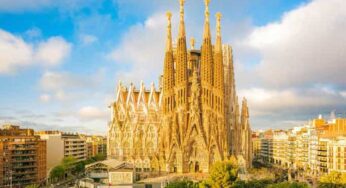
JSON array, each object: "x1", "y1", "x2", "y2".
[{"x1": 115, "y1": 82, "x2": 162, "y2": 110}]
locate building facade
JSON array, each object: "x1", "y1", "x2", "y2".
[
  {"x1": 108, "y1": 0, "x2": 252, "y2": 173},
  {"x1": 255, "y1": 116, "x2": 346, "y2": 176},
  {"x1": 62, "y1": 133, "x2": 88, "y2": 162},
  {"x1": 37, "y1": 131, "x2": 88, "y2": 173},
  {"x1": 0, "y1": 125, "x2": 46, "y2": 187},
  {"x1": 81, "y1": 135, "x2": 107, "y2": 158},
  {"x1": 37, "y1": 131, "x2": 65, "y2": 174}
]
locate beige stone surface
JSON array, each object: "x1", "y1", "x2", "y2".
[{"x1": 107, "y1": 0, "x2": 252, "y2": 174}]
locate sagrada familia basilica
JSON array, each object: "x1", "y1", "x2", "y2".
[{"x1": 108, "y1": 0, "x2": 252, "y2": 173}]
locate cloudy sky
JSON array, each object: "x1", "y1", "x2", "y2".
[{"x1": 0, "y1": 0, "x2": 345, "y2": 134}]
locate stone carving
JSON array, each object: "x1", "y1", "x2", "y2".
[{"x1": 107, "y1": 0, "x2": 253, "y2": 174}]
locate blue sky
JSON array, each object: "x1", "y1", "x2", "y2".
[{"x1": 0, "y1": 0, "x2": 346, "y2": 134}]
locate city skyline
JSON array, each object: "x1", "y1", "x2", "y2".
[{"x1": 1, "y1": 0, "x2": 346, "y2": 134}]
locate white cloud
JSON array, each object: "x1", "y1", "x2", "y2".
[
  {"x1": 39, "y1": 94, "x2": 51, "y2": 103},
  {"x1": 40, "y1": 71, "x2": 78, "y2": 92},
  {"x1": 40, "y1": 71, "x2": 102, "y2": 91},
  {"x1": 79, "y1": 34, "x2": 98, "y2": 45},
  {"x1": 78, "y1": 106, "x2": 108, "y2": 121},
  {"x1": 340, "y1": 91, "x2": 346, "y2": 98},
  {"x1": 39, "y1": 71, "x2": 83, "y2": 102},
  {"x1": 239, "y1": 87, "x2": 346, "y2": 116},
  {"x1": 107, "y1": 12, "x2": 170, "y2": 84},
  {"x1": 0, "y1": 29, "x2": 71, "y2": 74},
  {"x1": 0, "y1": 29, "x2": 33, "y2": 73},
  {"x1": 245, "y1": 0, "x2": 346, "y2": 87},
  {"x1": 36, "y1": 37, "x2": 71, "y2": 66},
  {"x1": 39, "y1": 70, "x2": 104, "y2": 102}
]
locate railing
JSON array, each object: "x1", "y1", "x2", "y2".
[{"x1": 89, "y1": 172, "x2": 108, "y2": 178}]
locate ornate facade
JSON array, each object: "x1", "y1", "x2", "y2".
[{"x1": 108, "y1": 0, "x2": 252, "y2": 173}]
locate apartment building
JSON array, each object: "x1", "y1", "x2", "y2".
[
  {"x1": 273, "y1": 130, "x2": 289, "y2": 167},
  {"x1": 293, "y1": 127, "x2": 310, "y2": 169},
  {"x1": 260, "y1": 130, "x2": 273, "y2": 163},
  {"x1": 317, "y1": 138, "x2": 329, "y2": 174},
  {"x1": 36, "y1": 131, "x2": 64, "y2": 173},
  {"x1": 287, "y1": 135, "x2": 297, "y2": 168},
  {"x1": 37, "y1": 131, "x2": 88, "y2": 174},
  {"x1": 256, "y1": 115, "x2": 346, "y2": 177},
  {"x1": 0, "y1": 125, "x2": 46, "y2": 187},
  {"x1": 252, "y1": 132, "x2": 262, "y2": 158},
  {"x1": 62, "y1": 133, "x2": 87, "y2": 162},
  {"x1": 80, "y1": 135, "x2": 107, "y2": 158},
  {"x1": 317, "y1": 137, "x2": 346, "y2": 174}
]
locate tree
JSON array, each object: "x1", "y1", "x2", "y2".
[
  {"x1": 165, "y1": 179, "x2": 198, "y2": 188},
  {"x1": 50, "y1": 165, "x2": 65, "y2": 182},
  {"x1": 232, "y1": 179, "x2": 274, "y2": 188},
  {"x1": 319, "y1": 171, "x2": 346, "y2": 187},
  {"x1": 75, "y1": 161, "x2": 86, "y2": 174},
  {"x1": 204, "y1": 158, "x2": 239, "y2": 188},
  {"x1": 25, "y1": 184, "x2": 39, "y2": 188},
  {"x1": 62, "y1": 156, "x2": 77, "y2": 169},
  {"x1": 266, "y1": 181, "x2": 309, "y2": 188},
  {"x1": 93, "y1": 153, "x2": 106, "y2": 161}
]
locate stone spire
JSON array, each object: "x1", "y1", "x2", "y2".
[
  {"x1": 213, "y1": 12, "x2": 225, "y2": 93},
  {"x1": 175, "y1": 0, "x2": 188, "y2": 107},
  {"x1": 165, "y1": 11, "x2": 173, "y2": 52},
  {"x1": 178, "y1": 0, "x2": 186, "y2": 38},
  {"x1": 163, "y1": 11, "x2": 175, "y2": 114},
  {"x1": 203, "y1": 0, "x2": 211, "y2": 39},
  {"x1": 215, "y1": 12, "x2": 222, "y2": 52},
  {"x1": 201, "y1": 0, "x2": 214, "y2": 86},
  {"x1": 241, "y1": 98, "x2": 249, "y2": 129}
]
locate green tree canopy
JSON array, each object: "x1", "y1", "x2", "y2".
[
  {"x1": 319, "y1": 171, "x2": 346, "y2": 187},
  {"x1": 62, "y1": 156, "x2": 77, "y2": 169},
  {"x1": 24, "y1": 184, "x2": 39, "y2": 188},
  {"x1": 266, "y1": 181, "x2": 309, "y2": 188},
  {"x1": 165, "y1": 179, "x2": 198, "y2": 188},
  {"x1": 50, "y1": 165, "x2": 65, "y2": 181},
  {"x1": 204, "y1": 157, "x2": 239, "y2": 188}
]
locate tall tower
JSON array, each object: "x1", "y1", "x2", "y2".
[
  {"x1": 108, "y1": 0, "x2": 253, "y2": 175},
  {"x1": 213, "y1": 12, "x2": 227, "y2": 156},
  {"x1": 162, "y1": 11, "x2": 175, "y2": 115},
  {"x1": 201, "y1": 0, "x2": 214, "y2": 109},
  {"x1": 241, "y1": 98, "x2": 252, "y2": 168},
  {"x1": 213, "y1": 12, "x2": 225, "y2": 112},
  {"x1": 175, "y1": 0, "x2": 188, "y2": 109}
]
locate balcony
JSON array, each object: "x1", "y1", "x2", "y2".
[
  {"x1": 11, "y1": 151, "x2": 36, "y2": 156},
  {"x1": 13, "y1": 164, "x2": 37, "y2": 169},
  {"x1": 14, "y1": 170, "x2": 37, "y2": 175},
  {"x1": 12, "y1": 158, "x2": 36, "y2": 163},
  {"x1": 13, "y1": 175, "x2": 36, "y2": 181}
]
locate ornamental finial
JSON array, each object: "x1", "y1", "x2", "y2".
[
  {"x1": 204, "y1": 0, "x2": 210, "y2": 20},
  {"x1": 166, "y1": 11, "x2": 172, "y2": 21},
  {"x1": 179, "y1": 0, "x2": 185, "y2": 17},
  {"x1": 216, "y1": 12, "x2": 222, "y2": 20},
  {"x1": 216, "y1": 12, "x2": 222, "y2": 36},
  {"x1": 205, "y1": 0, "x2": 210, "y2": 7},
  {"x1": 166, "y1": 11, "x2": 173, "y2": 51},
  {"x1": 190, "y1": 37, "x2": 195, "y2": 49}
]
